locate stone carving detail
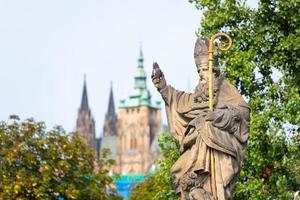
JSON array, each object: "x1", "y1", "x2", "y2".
[{"x1": 152, "y1": 37, "x2": 250, "y2": 200}]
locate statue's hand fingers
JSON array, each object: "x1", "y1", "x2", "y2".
[
  {"x1": 152, "y1": 68, "x2": 163, "y2": 81},
  {"x1": 151, "y1": 69, "x2": 159, "y2": 79},
  {"x1": 153, "y1": 62, "x2": 160, "y2": 69},
  {"x1": 151, "y1": 70, "x2": 155, "y2": 79}
]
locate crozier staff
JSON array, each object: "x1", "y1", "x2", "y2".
[{"x1": 208, "y1": 33, "x2": 233, "y2": 200}]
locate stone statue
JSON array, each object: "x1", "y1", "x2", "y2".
[{"x1": 151, "y1": 37, "x2": 250, "y2": 200}]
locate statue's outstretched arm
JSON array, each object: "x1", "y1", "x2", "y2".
[
  {"x1": 151, "y1": 62, "x2": 167, "y2": 91},
  {"x1": 151, "y1": 62, "x2": 174, "y2": 105}
]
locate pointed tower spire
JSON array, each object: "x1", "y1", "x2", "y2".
[
  {"x1": 80, "y1": 74, "x2": 89, "y2": 111},
  {"x1": 138, "y1": 43, "x2": 144, "y2": 68},
  {"x1": 103, "y1": 81, "x2": 118, "y2": 137},
  {"x1": 133, "y1": 45, "x2": 147, "y2": 90},
  {"x1": 106, "y1": 81, "x2": 115, "y2": 117},
  {"x1": 124, "y1": 45, "x2": 152, "y2": 107},
  {"x1": 76, "y1": 74, "x2": 96, "y2": 150}
]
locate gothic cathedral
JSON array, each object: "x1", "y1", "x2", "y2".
[{"x1": 76, "y1": 48, "x2": 161, "y2": 175}]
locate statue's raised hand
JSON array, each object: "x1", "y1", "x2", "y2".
[{"x1": 152, "y1": 62, "x2": 167, "y2": 91}]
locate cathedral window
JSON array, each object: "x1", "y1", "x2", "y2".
[
  {"x1": 134, "y1": 138, "x2": 137, "y2": 148},
  {"x1": 130, "y1": 138, "x2": 137, "y2": 149}
]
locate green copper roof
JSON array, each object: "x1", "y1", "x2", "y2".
[
  {"x1": 129, "y1": 88, "x2": 142, "y2": 98},
  {"x1": 119, "y1": 47, "x2": 160, "y2": 109},
  {"x1": 135, "y1": 67, "x2": 146, "y2": 78},
  {"x1": 141, "y1": 90, "x2": 151, "y2": 99}
]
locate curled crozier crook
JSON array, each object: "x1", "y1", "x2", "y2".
[{"x1": 209, "y1": 32, "x2": 233, "y2": 52}]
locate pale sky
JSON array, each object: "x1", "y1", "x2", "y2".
[{"x1": 0, "y1": 0, "x2": 258, "y2": 137}]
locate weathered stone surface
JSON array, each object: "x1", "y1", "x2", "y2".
[{"x1": 152, "y1": 38, "x2": 250, "y2": 200}]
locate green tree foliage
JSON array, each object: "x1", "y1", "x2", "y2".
[
  {"x1": 130, "y1": 0, "x2": 300, "y2": 199},
  {"x1": 0, "y1": 116, "x2": 122, "y2": 200},
  {"x1": 188, "y1": 0, "x2": 300, "y2": 199},
  {"x1": 129, "y1": 132, "x2": 180, "y2": 200}
]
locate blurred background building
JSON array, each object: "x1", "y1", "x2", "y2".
[{"x1": 75, "y1": 48, "x2": 162, "y2": 198}]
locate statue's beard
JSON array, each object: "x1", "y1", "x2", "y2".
[
  {"x1": 194, "y1": 81, "x2": 209, "y2": 103},
  {"x1": 193, "y1": 76, "x2": 220, "y2": 103}
]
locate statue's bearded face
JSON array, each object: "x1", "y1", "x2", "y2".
[{"x1": 196, "y1": 57, "x2": 209, "y2": 84}]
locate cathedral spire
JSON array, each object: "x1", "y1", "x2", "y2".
[
  {"x1": 80, "y1": 75, "x2": 89, "y2": 111},
  {"x1": 106, "y1": 81, "x2": 115, "y2": 117},
  {"x1": 134, "y1": 46, "x2": 147, "y2": 90},
  {"x1": 138, "y1": 44, "x2": 144, "y2": 68},
  {"x1": 76, "y1": 74, "x2": 96, "y2": 150},
  {"x1": 103, "y1": 81, "x2": 118, "y2": 137},
  {"x1": 119, "y1": 45, "x2": 152, "y2": 108}
]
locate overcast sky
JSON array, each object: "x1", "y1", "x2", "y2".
[{"x1": 0, "y1": 0, "x2": 258, "y2": 137}]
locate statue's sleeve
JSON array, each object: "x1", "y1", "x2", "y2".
[
  {"x1": 159, "y1": 85, "x2": 173, "y2": 106},
  {"x1": 159, "y1": 85, "x2": 192, "y2": 142}
]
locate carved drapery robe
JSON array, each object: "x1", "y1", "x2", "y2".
[{"x1": 160, "y1": 76, "x2": 250, "y2": 200}]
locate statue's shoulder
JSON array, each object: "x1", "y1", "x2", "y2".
[{"x1": 219, "y1": 76, "x2": 250, "y2": 109}]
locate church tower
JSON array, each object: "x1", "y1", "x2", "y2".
[
  {"x1": 100, "y1": 83, "x2": 118, "y2": 162},
  {"x1": 76, "y1": 76, "x2": 96, "y2": 150},
  {"x1": 116, "y1": 48, "x2": 161, "y2": 174},
  {"x1": 103, "y1": 83, "x2": 118, "y2": 137}
]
